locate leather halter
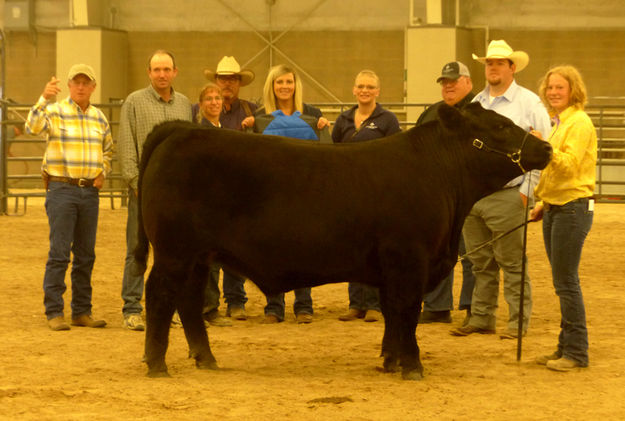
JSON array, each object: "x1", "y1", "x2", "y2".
[{"x1": 471, "y1": 131, "x2": 530, "y2": 173}]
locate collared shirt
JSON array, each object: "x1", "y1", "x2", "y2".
[
  {"x1": 26, "y1": 95, "x2": 113, "y2": 179},
  {"x1": 117, "y1": 84, "x2": 192, "y2": 189},
  {"x1": 473, "y1": 80, "x2": 552, "y2": 199},
  {"x1": 534, "y1": 106, "x2": 597, "y2": 205},
  {"x1": 220, "y1": 98, "x2": 257, "y2": 131}
]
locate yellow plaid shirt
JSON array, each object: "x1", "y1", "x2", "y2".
[{"x1": 26, "y1": 95, "x2": 114, "y2": 179}]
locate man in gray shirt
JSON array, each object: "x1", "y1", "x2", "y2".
[{"x1": 118, "y1": 50, "x2": 192, "y2": 331}]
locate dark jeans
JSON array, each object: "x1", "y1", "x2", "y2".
[
  {"x1": 223, "y1": 270, "x2": 247, "y2": 309},
  {"x1": 423, "y1": 235, "x2": 475, "y2": 311},
  {"x1": 203, "y1": 267, "x2": 248, "y2": 315},
  {"x1": 121, "y1": 189, "x2": 144, "y2": 316},
  {"x1": 543, "y1": 199, "x2": 593, "y2": 366},
  {"x1": 265, "y1": 288, "x2": 312, "y2": 320},
  {"x1": 43, "y1": 182, "x2": 99, "y2": 319},
  {"x1": 347, "y1": 282, "x2": 380, "y2": 311}
]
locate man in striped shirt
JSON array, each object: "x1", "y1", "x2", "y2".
[
  {"x1": 118, "y1": 50, "x2": 192, "y2": 331},
  {"x1": 26, "y1": 63, "x2": 113, "y2": 331}
]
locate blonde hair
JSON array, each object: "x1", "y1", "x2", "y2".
[
  {"x1": 198, "y1": 82, "x2": 222, "y2": 102},
  {"x1": 262, "y1": 64, "x2": 303, "y2": 114},
  {"x1": 538, "y1": 65, "x2": 588, "y2": 113},
  {"x1": 354, "y1": 69, "x2": 380, "y2": 88}
]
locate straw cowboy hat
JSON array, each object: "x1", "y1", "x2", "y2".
[
  {"x1": 204, "y1": 56, "x2": 255, "y2": 86},
  {"x1": 472, "y1": 40, "x2": 529, "y2": 73}
]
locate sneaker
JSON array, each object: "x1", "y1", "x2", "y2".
[
  {"x1": 296, "y1": 313, "x2": 313, "y2": 324},
  {"x1": 261, "y1": 314, "x2": 281, "y2": 324},
  {"x1": 364, "y1": 310, "x2": 383, "y2": 322},
  {"x1": 204, "y1": 313, "x2": 232, "y2": 327},
  {"x1": 546, "y1": 357, "x2": 582, "y2": 372},
  {"x1": 71, "y1": 314, "x2": 106, "y2": 328},
  {"x1": 338, "y1": 308, "x2": 366, "y2": 321},
  {"x1": 48, "y1": 316, "x2": 70, "y2": 331},
  {"x1": 227, "y1": 307, "x2": 247, "y2": 320},
  {"x1": 450, "y1": 324, "x2": 495, "y2": 336},
  {"x1": 535, "y1": 351, "x2": 561, "y2": 365},
  {"x1": 123, "y1": 314, "x2": 145, "y2": 331},
  {"x1": 419, "y1": 310, "x2": 452, "y2": 324}
]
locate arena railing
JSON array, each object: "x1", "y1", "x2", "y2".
[{"x1": 1, "y1": 100, "x2": 624, "y2": 215}]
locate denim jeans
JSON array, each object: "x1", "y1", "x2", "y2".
[
  {"x1": 121, "y1": 189, "x2": 144, "y2": 316},
  {"x1": 543, "y1": 199, "x2": 593, "y2": 366},
  {"x1": 222, "y1": 270, "x2": 247, "y2": 309},
  {"x1": 203, "y1": 265, "x2": 222, "y2": 316},
  {"x1": 423, "y1": 235, "x2": 475, "y2": 312},
  {"x1": 265, "y1": 288, "x2": 312, "y2": 320},
  {"x1": 43, "y1": 182, "x2": 99, "y2": 319},
  {"x1": 347, "y1": 282, "x2": 380, "y2": 312}
]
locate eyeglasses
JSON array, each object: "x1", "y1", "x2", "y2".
[{"x1": 355, "y1": 84, "x2": 378, "y2": 91}]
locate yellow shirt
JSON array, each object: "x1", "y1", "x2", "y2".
[{"x1": 534, "y1": 106, "x2": 597, "y2": 205}]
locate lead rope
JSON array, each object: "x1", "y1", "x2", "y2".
[{"x1": 517, "y1": 170, "x2": 532, "y2": 361}]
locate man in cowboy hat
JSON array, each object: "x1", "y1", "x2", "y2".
[
  {"x1": 450, "y1": 40, "x2": 551, "y2": 339},
  {"x1": 198, "y1": 56, "x2": 258, "y2": 322},
  {"x1": 416, "y1": 61, "x2": 476, "y2": 325},
  {"x1": 203, "y1": 56, "x2": 257, "y2": 131}
]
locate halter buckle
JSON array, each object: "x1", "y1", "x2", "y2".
[{"x1": 472, "y1": 138, "x2": 484, "y2": 150}]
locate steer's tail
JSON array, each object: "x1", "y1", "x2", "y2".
[{"x1": 133, "y1": 120, "x2": 200, "y2": 274}]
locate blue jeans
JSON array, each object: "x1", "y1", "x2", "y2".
[
  {"x1": 423, "y1": 235, "x2": 475, "y2": 311},
  {"x1": 121, "y1": 189, "x2": 144, "y2": 316},
  {"x1": 543, "y1": 199, "x2": 593, "y2": 366},
  {"x1": 265, "y1": 288, "x2": 312, "y2": 320},
  {"x1": 43, "y1": 182, "x2": 99, "y2": 319},
  {"x1": 223, "y1": 270, "x2": 247, "y2": 309},
  {"x1": 347, "y1": 282, "x2": 380, "y2": 311}
]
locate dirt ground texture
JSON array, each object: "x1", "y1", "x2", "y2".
[{"x1": 0, "y1": 199, "x2": 624, "y2": 420}]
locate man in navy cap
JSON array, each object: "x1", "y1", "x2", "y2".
[{"x1": 415, "y1": 61, "x2": 476, "y2": 325}]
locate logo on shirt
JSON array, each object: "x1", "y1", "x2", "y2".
[{"x1": 365, "y1": 122, "x2": 378, "y2": 130}]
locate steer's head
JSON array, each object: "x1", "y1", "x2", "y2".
[{"x1": 438, "y1": 102, "x2": 552, "y2": 190}]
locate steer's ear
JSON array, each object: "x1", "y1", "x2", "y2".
[{"x1": 437, "y1": 103, "x2": 464, "y2": 131}]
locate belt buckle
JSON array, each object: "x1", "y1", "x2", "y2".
[{"x1": 78, "y1": 178, "x2": 88, "y2": 187}]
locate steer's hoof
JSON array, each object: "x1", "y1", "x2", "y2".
[
  {"x1": 196, "y1": 359, "x2": 219, "y2": 370},
  {"x1": 147, "y1": 369, "x2": 171, "y2": 378},
  {"x1": 401, "y1": 369, "x2": 424, "y2": 381}
]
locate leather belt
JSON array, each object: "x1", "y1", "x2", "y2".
[
  {"x1": 48, "y1": 175, "x2": 95, "y2": 187},
  {"x1": 544, "y1": 197, "x2": 591, "y2": 212}
]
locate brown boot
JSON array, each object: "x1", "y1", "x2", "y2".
[
  {"x1": 71, "y1": 314, "x2": 106, "y2": 328},
  {"x1": 364, "y1": 310, "x2": 383, "y2": 322},
  {"x1": 338, "y1": 308, "x2": 366, "y2": 321},
  {"x1": 48, "y1": 316, "x2": 70, "y2": 331}
]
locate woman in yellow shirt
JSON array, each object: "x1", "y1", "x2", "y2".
[{"x1": 530, "y1": 65, "x2": 597, "y2": 371}]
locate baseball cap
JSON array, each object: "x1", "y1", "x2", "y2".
[
  {"x1": 67, "y1": 64, "x2": 96, "y2": 81},
  {"x1": 436, "y1": 61, "x2": 470, "y2": 83}
]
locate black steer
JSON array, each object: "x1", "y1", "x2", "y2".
[{"x1": 136, "y1": 102, "x2": 552, "y2": 380}]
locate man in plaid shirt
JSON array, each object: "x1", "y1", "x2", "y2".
[{"x1": 26, "y1": 63, "x2": 113, "y2": 331}]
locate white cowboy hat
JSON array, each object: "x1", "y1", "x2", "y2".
[
  {"x1": 472, "y1": 40, "x2": 529, "y2": 73},
  {"x1": 204, "y1": 56, "x2": 255, "y2": 86}
]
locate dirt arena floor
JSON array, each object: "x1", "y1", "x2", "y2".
[{"x1": 1, "y1": 198, "x2": 624, "y2": 420}]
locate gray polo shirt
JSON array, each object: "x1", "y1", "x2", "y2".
[{"x1": 118, "y1": 84, "x2": 192, "y2": 189}]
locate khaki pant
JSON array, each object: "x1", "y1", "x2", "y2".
[{"x1": 462, "y1": 188, "x2": 532, "y2": 332}]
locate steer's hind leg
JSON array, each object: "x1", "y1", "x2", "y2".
[
  {"x1": 177, "y1": 261, "x2": 218, "y2": 370},
  {"x1": 379, "y1": 287, "x2": 400, "y2": 373},
  {"x1": 398, "y1": 299, "x2": 424, "y2": 380},
  {"x1": 144, "y1": 262, "x2": 177, "y2": 377}
]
